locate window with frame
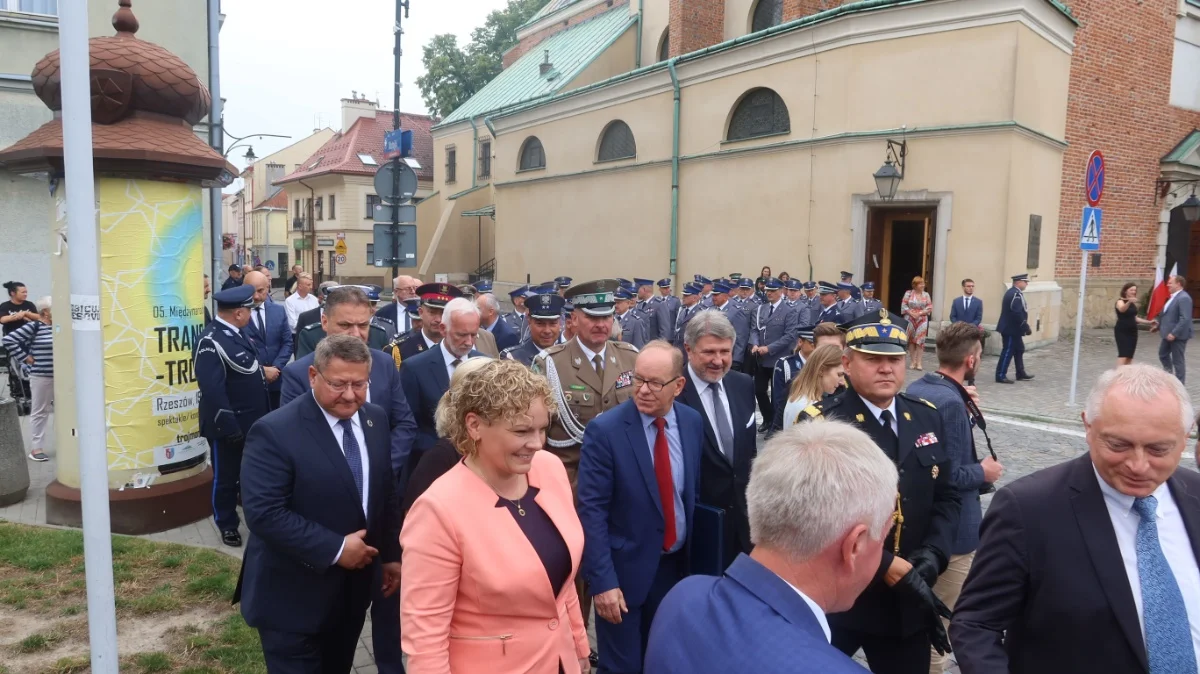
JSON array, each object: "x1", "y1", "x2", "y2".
[
  {"x1": 294, "y1": 199, "x2": 301, "y2": 218},
  {"x1": 314, "y1": 197, "x2": 324, "y2": 220},
  {"x1": 518, "y1": 137, "x2": 545, "y2": 171},
  {"x1": 597, "y1": 121, "x2": 636, "y2": 162},
  {"x1": 329, "y1": 195, "x2": 336, "y2": 219},
  {"x1": 366, "y1": 194, "x2": 381, "y2": 219},
  {"x1": 366, "y1": 243, "x2": 375, "y2": 265},
  {"x1": 446, "y1": 146, "x2": 457, "y2": 183},
  {"x1": 479, "y1": 140, "x2": 492, "y2": 179},
  {"x1": 658, "y1": 30, "x2": 670, "y2": 62},
  {"x1": 1, "y1": 0, "x2": 57, "y2": 14},
  {"x1": 751, "y1": 0, "x2": 782, "y2": 33},
  {"x1": 727, "y1": 88, "x2": 790, "y2": 141}
]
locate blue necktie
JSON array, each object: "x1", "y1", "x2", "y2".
[
  {"x1": 338, "y1": 418, "x2": 364, "y2": 504},
  {"x1": 1133, "y1": 495, "x2": 1197, "y2": 674}
]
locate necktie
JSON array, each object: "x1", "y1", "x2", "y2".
[
  {"x1": 768, "y1": 304, "x2": 775, "y2": 319},
  {"x1": 337, "y1": 418, "x2": 364, "y2": 505},
  {"x1": 1132, "y1": 495, "x2": 1198, "y2": 674},
  {"x1": 652, "y1": 417, "x2": 677, "y2": 551},
  {"x1": 965, "y1": 297, "x2": 970, "y2": 311},
  {"x1": 451, "y1": 357, "x2": 462, "y2": 369},
  {"x1": 879, "y1": 409, "x2": 899, "y2": 458},
  {"x1": 709, "y1": 383, "x2": 734, "y2": 460},
  {"x1": 256, "y1": 308, "x2": 265, "y2": 335},
  {"x1": 593, "y1": 354, "x2": 603, "y2": 374}
]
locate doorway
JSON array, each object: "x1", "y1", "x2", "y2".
[{"x1": 864, "y1": 207, "x2": 937, "y2": 313}]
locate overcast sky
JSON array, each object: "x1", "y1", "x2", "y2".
[{"x1": 220, "y1": 0, "x2": 510, "y2": 179}]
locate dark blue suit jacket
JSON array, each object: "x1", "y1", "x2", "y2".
[
  {"x1": 949, "y1": 296, "x2": 984, "y2": 326},
  {"x1": 645, "y1": 554, "x2": 866, "y2": 673},
  {"x1": 399, "y1": 344, "x2": 485, "y2": 454},
  {"x1": 244, "y1": 302, "x2": 293, "y2": 392},
  {"x1": 279, "y1": 349, "x2": 417, "y2": 481},
  {"x1": 236, "y1": 395, "x2": 401, "y2": 634},
  {"x1": 995, "y1": 286, "x2": 1028, "y2": 336},
  {"x1": 487, "y1": 315, "x2": 519, "y2": 351},
  {"x1": 578, "y1": 399, "x2": 702, "y2": 608}
]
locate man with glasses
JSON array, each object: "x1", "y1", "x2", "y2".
[
  {"x1": 374, "y1": 275, "x2": 422, "y2": 339},
  {"x1": 579, "y1": 340, "x2": 703, "y2": 674}
]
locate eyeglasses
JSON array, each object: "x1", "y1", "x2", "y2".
[
  {"x1": 633, "y1": 375, "x2": 680, "y2": 393},
  {"x1": 316, "y1": 369, "x2": 370, "y2": 393}
]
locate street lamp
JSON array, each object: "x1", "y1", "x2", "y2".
[
  {"x1": 1183, "y1": 192, "x2": 1200, "y2": 223},
  {"x1": 873, "y1": 139, "x2": 907, "y2": 200}
]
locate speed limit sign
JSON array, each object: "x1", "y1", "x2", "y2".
[{"x1": 335, "y1": 253, "x2": 347, "y2": 265}]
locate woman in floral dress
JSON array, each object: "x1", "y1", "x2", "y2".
[{"x1": 902, "y1": 276, "x2": 932, "y2": 370}]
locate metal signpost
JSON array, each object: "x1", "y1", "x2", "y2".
[{"x1": 1069, "y1": 150, "x2": 1105, "y2": 405}]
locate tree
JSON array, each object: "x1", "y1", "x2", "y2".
[{"x1": 417, "y1": 0, "x2": 547, "y2": 119}]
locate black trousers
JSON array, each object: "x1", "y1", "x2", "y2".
[
  {"x1": 596, "y1": 551, "x2": 684, "y2": 674},
  {"x1": 370, "y1": 562, "x2": 406, "y2": 674},
  {"x1": 258, "y1": 610, "x2": 367, "y2": 674},
  {"x1": 753, "y1": 364, "x2": 774, "y2": 427},
  {"x1": 831, "y1": 628, "x2": 931, "y2": 674},
  {"x1": 268, "y1": 390, "x2": 282, "y2": 411},
  {"x1": 995, "y1": 334, "x2": 1027, "y2": 380},
  {"x1": 211, "y1": 436, "x2": 244, "y2": 533}
]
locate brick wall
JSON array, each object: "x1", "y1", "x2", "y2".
[
  {"x1": 502, "y1": 0, "x2": 630, "y2": 68},
  {"x1": 1054, "y1": 0, "x2": 1200, "y2": 286},
  {"x1": 781, "y1": 0, "x2": 843, "y2": 22},
  {"x1": 668, "y1": 0, "x2": 725, "y2": 57}
]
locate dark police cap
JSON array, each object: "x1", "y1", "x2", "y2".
[
  {"x1": 784, "y1": 278, "x2": 802, "y2": 290},
  {"x1": 840, "y1": 308, "x2": 911, "y2": 355},
  {"x1": 565, "y1": 279, "x2": 619, "y2": 316},
  {"x1": 527, "y1": 292, "x2": 566, "y2": 319},
  {"x1": 682, "y1": 282, "x2": 702, "y2": 296},
  {"x1": 837, "y1": 282, "x2": 854, "y2": 292},
  {"x1": 416, "y1": 282, "x2": 463, "y2": 308},
  {"x1": 694, "y1": 275, "x2": 712, "y2": 285},
  {"x1": 213, "y1": 284, "x2": 255, "y2": 309},
  {"x1": 803, "y1": 281, "x2": 817, "y2": 290},
  {"x1": 762, "y1": 277, "x2": 783, "y2": 290},
  {"x1": 473, "y1": 279, "x2": 493, "y2": 293},
  {"x1": 712, "y1": 281, "x2": 733, "y2": 295},
  {"x1": 818, "y1": 281, "x2": 837, "y2": 295},
  {"x1": 404, "y1": 298, "x2": 421, "y2": 317},
  {"x1": 614, "y1": 286, "x2": 635, "y2": 300},
  {"x1": 227, "y1": 264, "x2": 242, "y2": 273},
  {"x1": 509, "y1": 284, "x2": 529, "y2": 298},
  {"x1": 1011, "y1": 273, "x2": 1029, "y2": 282},
  {"x1": 862, "y1": 282, "x2": 876, "y2": 290},
  {"x1": 841, "y1": 270, "x2": 854, "y2": 279},
  {"x1": 555, "y1": 276, "x2": 573, "y2": 288}
]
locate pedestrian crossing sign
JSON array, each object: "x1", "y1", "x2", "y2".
[{"x1": 1080, "y1": 206, "x2": 1101, "y2": 251}]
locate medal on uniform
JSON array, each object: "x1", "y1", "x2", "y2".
[
  {"x1": 616, "y1": 370, "x2": 633, "y2": 389},
  {"x1": 931, "y1": 465, "x2": 940, "y2": 479},
  {"x1": 573, "y1": 357, "x2": 582, "y2": 366},
  {"x1": 855, "y1": 413, "x2": 865, "y2": 422},
  {"x1": 565, "y1": 392, "x2": 573, "y2": 403},
  {"x1": 903, "y1": 412, "x2": 911, "y2": 421}
]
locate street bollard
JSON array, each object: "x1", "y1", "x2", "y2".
[{"x1": 0, "y1": 397, "x2": 30, "y2": 506}]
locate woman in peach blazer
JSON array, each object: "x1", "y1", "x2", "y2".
[{"x1": 401, "y1": 359, "x2": 590, "y2": 674}]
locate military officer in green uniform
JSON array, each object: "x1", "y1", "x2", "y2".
[
  {"x1": 382, "y1": 283, "x2": 460, "y2": 369},
  {"x1": 796, "y1": 308, "x2": 961, "y2": 674}
]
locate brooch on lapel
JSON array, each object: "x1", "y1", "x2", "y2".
[
  {"x1": 366, "y1": 419, "x2": 374, "y2": 428},
  {"x1": 573, "y1": 357, "x2": 582, "y2": 366},
  {"x1": 931, "y1": 465, "x2": 940, "y2": 479},
  {"x1": 915, "y1": 432, "x2": 938, "y2": 447},
  {"x1": 616, "y1": 370, "x2": 633, "y2": 389},
  {"x1": 855, "y1": 413, "x2": 865, "y2": 422},
  {"x1": 903, "y1": 412, "x2": 912, "y2": 421}
]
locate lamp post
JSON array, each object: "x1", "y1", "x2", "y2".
[
  {"x1": 873, "y1": 138, "x2": 907, "y2": 200},
  {"x1": 1182, "y1": 193, "x2": 1200, "y2": 224},
  {"x1": 243, "y1": 146, "x2": 261, "y2": 269}
]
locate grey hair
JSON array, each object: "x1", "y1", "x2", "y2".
[
  {"x1": 476, "y1": 293, "x2": 500, "y2": 313},
  {"x1": 434, "y1": 356, "x2": 492, "y2": 437},
  {"x1": 443, "y1": 297, "x2": 480, "y2": 328},
  {"x1": 684, "y1": 309, "x2": 736, "y2": 348},
  {"x1": 748, "y1": 419, "x2": 898, "y2": 560},
  {"x1": 314, "y1": 333, "x2": 371, "y2": 370},
  {"x1": 34, "y1": 296, "x2": 51, "y2": 313},
  {"x1": 1085, "y1": 364, "x2": 1195, "y2": 434}
]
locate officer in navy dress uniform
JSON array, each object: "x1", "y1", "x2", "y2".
[
  {"x1": 815, "y1": 281, "x2": 844, "y2": 325},
  {"x1": 384, "y1": 283, "x2": 462, "y2": 368},
  {"x1": 194, "y1": 284, "x2": 270, "y2": 547},
  {"x1": 859, "y1": 282, "x2": 884, "y2": 315},
  {"x1": 837, "y1": 282, "x2": 862, "y2": 322},
  {"x1": 995, "y1": 273, "x2": 1034, "y2": 384},
  {"x1": 768, "y1": 324, "x2": 815, "y2": 435},
  {"x1": 501, "y1": 285, "x2": 529, "y2": 337},
  {"x1": 841, "y1": 270, "x2": 862, "y2": 301},
  {"x1": 655, "y1": 277, "x2": 682, "y2": 334},
  {"x1": 796, "y1": 309, "x2": 960, "y2": 673},
  {"x1": 671, "y1": 282, "x2": 705, "y2": 349},
  {"x1": 694, "y1": 275, "x2": 715, "y2": 307},
  {"x1": 502, "y1": 293, "x2": 565, "y2": 367}
]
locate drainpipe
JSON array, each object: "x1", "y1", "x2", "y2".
[
  {"x1": 635, "y1": 0, "x2": 644, "y2": 68},
  {"x1": 469, "y1": 118, "x2": 479, "y2": 189},
  {"x1": 484, "y1": 116, "x2": 498, "y2": 142},
  {"x1": 668, "y1": 58, "x2": 681, "y2": 283}
]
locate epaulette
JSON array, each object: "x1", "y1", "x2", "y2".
[
  {"x1": 500, "y1": 345, "x2": 519, "y2": 359},
  {"x1": 898, "y1": 391, "x2": 937, "y2": 409},
  {"x1": 542, "y1": 342, "x2": 569, "y2": 357},
  {"x1": 611, "y1": 340, "x2": 639, "y2": 352},
  {"x1": 300, "y1": 322, "x2": 322, "y2": 332}
]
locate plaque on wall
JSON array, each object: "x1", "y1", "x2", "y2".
[{"x1": 1027, "y1": 215, "x2": 1042, "y2": 269}]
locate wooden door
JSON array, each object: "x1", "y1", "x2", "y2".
[{"x1": 1188, "y1": 220, "x2": 1200, "y2": 317}]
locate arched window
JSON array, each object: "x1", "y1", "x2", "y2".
[
  {"x1": 658, "y1": 29, "x2": 670, "y2": 62},
  {"x1": 726, "y1": 88, "x2": 790, "y2": 141},
  {"x1": 518, "y1": 136, "x2": 545, "y2": 171},
  {"x1": 751, "y1": 0, "x2": 783, "y2": 33},
  {"x1": 597, "y1": 121, "x2": 637, "y2": 162}
]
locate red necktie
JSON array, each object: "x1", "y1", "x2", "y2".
[{"x1": 653, "y1": 417, "x2": 677, "y2": 551}]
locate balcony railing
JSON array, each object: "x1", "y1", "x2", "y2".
[{"x1": 292, "y1": 217, "x2": 309, "y2": 231}]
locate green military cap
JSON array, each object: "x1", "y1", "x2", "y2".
[{"x1": 564, "y1": 279, "x2": 620, "y2": 317}]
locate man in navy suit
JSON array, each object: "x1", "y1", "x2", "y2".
[
  {"x1": 646, "y1": 420, "x2": 900, "y2": 673},
  {"x1": 400, "y1": 297, "x2": 487, "y2": 470},
  {"x1": 236, "y1": 335, "x2": 402, "y2": 674},
  {"x1": 242, "y1": 270, "x2": 293, "y2": 410},
  {"x1": 948, "y1": 278, "x2": 983, "y2": 326},
  {"x1": 578, "y1": 340, "x2": 703, "y2": 674},
  {"x1": 680, "y1": 310, "x2": 757, "y2": 568},
  {"x1": 475, "y1": 291, "x2": 519, "y2": 351}
]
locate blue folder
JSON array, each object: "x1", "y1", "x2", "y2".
[{"x1": 690, "y1": 503, "x2": 726, "y2": 576}]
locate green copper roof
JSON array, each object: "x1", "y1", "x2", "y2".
[
  {"x1": 437, "y1": 7, "x2": 635, "y2": 128},
  {"x1": 518, "y1": 0, "x2": 584, "y2": 31},
  {"x1": 1163, "y1": 130, "x2": 1200, "y2": 165}
]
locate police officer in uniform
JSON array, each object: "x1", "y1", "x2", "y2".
[
  {"x1": 995, "y1": 273, "x2": 1034, "y2": 384},
  {"x1": 655, "y1": 277, "x2": 682, "y2": 339},
  {"x1": 748, "y1": 277, "x2": 799, "y2": 432},
  {"x1": 842, "y1": 270, "x2": 862, "y2": 301},
  {"x1": 613, "y1": 286, "x2": 648, "y2": 350},
  {"x1": 837, "y1": 282, "x2": 861, "y2": 321},
  {"x1": 859, "y1": 281, "x2": 883, "y2": 315},
  {"x1": 671, "y1": 282, "x2": 704, "y2": 349},
  {"x1": 815, "y1": 281, "x2": 844, "y2": 325},
  {"x1": 769, "y1": 325, "x2": 815, "y2": 434},
  {"x1": 383, "y1": 283, "x2": 462, "y2": 368},
  {"x1": 501, "y1": 285, "x2": 529, "y2": 337},
  {"x1": 796, "y1": 309, "x2": 960, "y2": 674},
  {"x1": 802, "y1": 281, "x2": 819, "y2": 314},
  {"x1": 502, "y1": 293, "x2": 565, "y2": 367},
  {"x1": 194, "y1": 284, "x2": 270, "y2": 547}
]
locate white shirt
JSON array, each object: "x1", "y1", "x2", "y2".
[
  {"x1": 317, "y1": 393, "x2": 370, "y2": 565},
  {"x1": 440, "y1": 340, "x2": 465, "y2": 381},
  {"x1": 858, "y1": 395, "x2": 898, "y2": 435},
  {"x1": 1093, "y1": 465, "x2": 1200, "y2": 660},
  {"x1": 421, "y1": 330, "x2": 438, "y2": 350},
  {"x1": 961, "y1": 295, "x2": 974, "y2": 309},
  {"x1": 688, "y1": 364, "x2": 734, "y2": 458},
  {"x1": 284, "y1": 292, "x2": 319, "y2": 330},
  {"x1": 576, "y1": 338, "x2": 607, "y2": 372},
  {"x1": 1165, "y1": 289, "x2": 1185, "y2": 313},
  {"x1": 784, "y1": 580, "x2": 832, "y2": 642}
]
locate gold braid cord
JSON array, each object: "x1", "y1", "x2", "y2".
[{"x1": 892, "y1": 492, "x2": 904, "y2": 555}]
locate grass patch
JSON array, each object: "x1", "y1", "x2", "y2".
[
  {"x1": 135, "y1": 652, "x2": 173, "y2": 672},
  {"x1": 46, "y1": 657, "x2": 89, "y2": 674},
  {"x1": 17, "y1": 630, "x2": 61, "y2": 653}
]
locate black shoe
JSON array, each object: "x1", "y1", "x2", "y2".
[
  {"x1": 1017, "y1": 374, "x2": 1035, "y2": 381},
  {"x1": 221, "y1": 530, "x2": 242, "y2": 547},
  {"x1": 757, "y1": 423, "x2": 770, "y2": 433},
  {"x1": 589, "y1": 651, "x2": 599, "y2": 667},
  {"x1": 996, "y1": 378, "x2": 1015, "y2": 384}
]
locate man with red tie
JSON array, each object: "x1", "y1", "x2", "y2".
[{"x1": 578, "y1": 340, "x2": 704, "y2": 674}]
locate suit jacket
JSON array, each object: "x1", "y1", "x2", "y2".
[
  {"x1": 374, "y1": 301, "x2": 415, "y2": 338},
  {"x1": 401, "y1": 451, "x2": 590, "y2": 674},
  {"x1": 577, "y1": 399, "x2": 702, "y2": 608},
  {"x1": 400, "y1": 344, "x2": 485, "y2": 454},
  {"x1": 486, "y1": 315, "x2": 520, "y2": 351},
  {"x1": 295, "y1": 305, "x2": 321, "y2": 335},
  {"x1": 279, "y1": 349, "x2": 417, "y2": 481},
  {"x1": 680, "y1": 368, "x2": 757, "y2": 567},
  {"x1": 236, "y1": 396, "x2": 400, "y2": 634},
  {"x1": 1161, "y1": 290, "x2": 1195, "y2": 341},
  {"x1": 950, "y1": 454, "x2": 1200, "y2": 674},
  {"x1": 949, "y1": 296, "x2": 984, "y2": 326},
  {"x1": 645, "y1": 554, "x2": 867, "y2": 674},
  {"x1": 243, "y1": 302, "x2": 293, "y2": 392},
  {"x1": 749, "y1": 301, "x2": 799, "y2": 367}
]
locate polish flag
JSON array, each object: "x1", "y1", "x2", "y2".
[{"x1": 1148, "y1": 263, "x2": 1177, "y2": 320}]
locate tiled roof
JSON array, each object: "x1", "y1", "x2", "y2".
[
  {"x1": 276, "y1": 110, "x2": 434, "y2": 186},
  {"x1": 255, "y1": 190, "x2": 288, "y2": 210},
  {"x1": 438, "y1": 7, "x2": 635, "y2": 127},
  {"x1": 518, "y1": 0, "x2": 584, "y2": 30},
  {"x1": 0, "y1": 114, "x2": 230, "y2": 171}
]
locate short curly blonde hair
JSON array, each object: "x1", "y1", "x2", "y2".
[
  {"x1": 434, "y1": 357, "x2": 493, "y2": 437},
  {"x1": 438, "y1": 359, "x2": 558, "y2": 457}
]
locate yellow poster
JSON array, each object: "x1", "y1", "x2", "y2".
[{"x1": 97, "y1": 178, "x2": 206, "y2": 472}]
